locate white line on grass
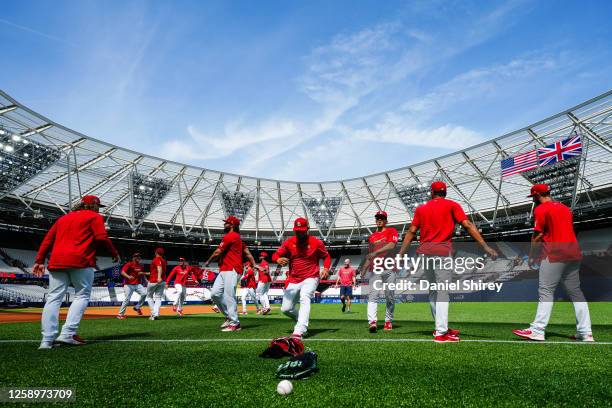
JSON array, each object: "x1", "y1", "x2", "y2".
[{"x1": 1, "y1": 338, "x2": 611, "y2": 345}]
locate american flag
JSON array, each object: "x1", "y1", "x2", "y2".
[
  {"x1": 538, "y1": 134, "x2": 582, "y2": 167},
  {"x1": 501, "y1": 150, "x2": 539, "y2": 178}
]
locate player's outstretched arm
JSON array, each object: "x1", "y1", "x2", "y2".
[
  {"x1": 204, "y1": 247, "x2": 222, "y2": 267},
  {"x1": 460, "y1": 219, "x2": 498, "y2": 259},
  {"x1": 397, "y1": 225, "x2": 418, "y2": 258},
  {"x1": 243, "y1": 246, "x2": 257, "y2": 267}
]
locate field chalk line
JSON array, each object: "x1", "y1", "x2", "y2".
[{"x1": 1, "y1": 338, "x2": 611, "y2": 345}]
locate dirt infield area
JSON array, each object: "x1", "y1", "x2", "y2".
[{"x1": 0, "y1": 304, "x2": 229, "y2": 324}]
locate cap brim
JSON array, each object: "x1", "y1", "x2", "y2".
[
  {"x1": 293, "y1": 227, "x2": 309, "y2": 232},
  {"x1": 98, "y1": 204, "x2": 107, "y2": 207}
]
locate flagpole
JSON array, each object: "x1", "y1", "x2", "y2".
[{"x1": 492, "y1": 175, "x2": 503, "y2": 226}]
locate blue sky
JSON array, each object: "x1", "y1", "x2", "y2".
[{"x1": 1, "y1": 0, "x2": 611, "y2": 181}]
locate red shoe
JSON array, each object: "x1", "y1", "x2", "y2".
[
  {"x1": 55, "y1": 335, "x2": 87, "y2": 346},
  {"x1": 172, "y1": 305, "x2": 177, "y2": 312},
  {"x1": 383, "y1": 322, "x2": 392, "y2": 331},
  {"x1": 133, "y1": 307, "x2": 143, "y2": 316},
  {"x1": 433, "y1": 333, "x2": 460, "y2": 343},
  {"x1": 433, "y1": 328, "x2": 460, "y2": 336},
  {"x1": 116, "y1": 314, "x2": 126, "y2": 320},
  {"x1": 220, "y1": 318, "x2": 231, "y2": 328},
  {"x1": 178, "y1": 311, "x2": 184, "y2": 317},
  {"x1": 241, "y1": 311, "x2": 248, "y2": 315},
  {"x1": 512, "y1": 329, "x2": 544, "y2": 341},
  {"x1": 369, "y1": 321, "x2": 377, "y2": 333},
  {"x1": 256, "y1": 309, "x2": 262, "y2": 315},
  {"x1": 212, "y1": 305, "x2": 220, "y2": 313},
  {"x1": 262, "y1": 308, "x2": 271, "y2": 315},
  {"x1": 221, "y1": 324, "x2": 241, "y2": 332}
]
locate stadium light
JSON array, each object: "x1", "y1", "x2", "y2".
[
  {"x1": 302, "y1": 196, "x2": 342, "y2": 235},
  {"x1": 130, "y1": 172, "x2": 173, "y2": 222}
]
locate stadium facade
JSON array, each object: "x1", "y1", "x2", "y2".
[{"x1": 0, "y1": 89, "x2": 611, "y2": 247}]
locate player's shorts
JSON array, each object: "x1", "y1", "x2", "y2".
[{"x1": 340, "y1": 286, "x2": 353, "y2": 297}]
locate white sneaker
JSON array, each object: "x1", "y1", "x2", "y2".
[
  {"x1": 220, "y1": 318, "x2": 231, "y2": 328},
  {"x1": 572, "y1": 333, "x2": 595, "y2": 342},
  {"x1": 55, "y1": 335, "x2": 87, "y2": 346},
  {"x1": 38, "y1": 341, "x2": 55, "y2": 350}
]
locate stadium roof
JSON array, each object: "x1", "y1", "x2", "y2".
[{"x1": 0, "y1": 89, "x2": 611, "y2": 240}]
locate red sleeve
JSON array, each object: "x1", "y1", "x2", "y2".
[
  {"x1": 451, "y1": 201, "x2": 468, "y2": 224},
  {"x1": 318, "y1": 241, "x2": 331, "y2": 269},
  {"x1": 411, "y1": 207, "x2": 422, "y2": 228},
  {"x1": 91, "y1": 214, "x2": 118, "y2": 258},
  {"x1": 272, "y1": 241, "x2": 290, "y2": 262},
  {"x1": 218, "y1": 233, "x2": 237, "y2": 255},
  {"x1": 533, "y1": 207, "x2": 546, "y2": 233},
  {"x1": 35, "y1": 221, "x2": 58, "y2": 264},
  {"x1": 121, "y1": 262, "x2": 131, "y2": 273},
  {"x1": 166, "y1": 267, "x2": 177, "y2": 284}
]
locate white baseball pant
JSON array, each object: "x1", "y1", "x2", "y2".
[
  {"x1": 146, "y1": 281, "x2": 166, "y2": 317},
  {"x1": 119, "y1": 284, "x2": 146, "y2": 315},
  {"x1": 280, "y1": 277, "x2": 318, "y2": 336},
  {"x1": 173, "y1": 284, "x2": 187, "y2": 312},
  {"x1": 240, "y1": 287, "x2": 258, "y2": 312},
  {"x1": 530, "y1": 259, "x2": 592, "y2": 335},
  {"x1": 256, "y1": 282, "x2": 271, "y2": 309},
  {"x1": 41, "y1": 267, "x2": 94, "y2": 342},
  {"x1": 366, "y1": 270, "x2": 396, "y2": 324},
  {"x1": 210, "y1": 271, "x2": 239, "y2": 325},
  {"x1": 419, "y1": 256, "x2": 452, "y2": 337}
]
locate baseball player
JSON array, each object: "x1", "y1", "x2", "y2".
[
  {"x1": 359, "y1": 211, "x2": 399, "y2": 332},
  {"x1": 146, "y1": 248, "x2": 167, "y2": 320},
  {"x1": 272, "y1": 217, "x2": 330, "y2": 340},
  {"x1": 166, "y1": 257, "x2": 197, "y2": 317},
  {"x1": 204, "y1": 216, "x2": 256, "y2": 332},
  {"x1": 116, "y1": 252, "x2": 147, "y2": 319},
  {"x1": 513, "y1": 184, "x2": 593, "y2": 341},
  {"x1": 240, "y1": 262, "x2": 259, "y2": 315},
  {"x1": 398, "y1": 181, "x2": 498, "y2": 343},
  {"x1": 336, "y1": 259, "x2": 356, "y2": 313},
  {"x1": 255, "y1": 251, "x2": 272, "y2": 315},
  {"x1": 32, "y1": 195, "x2": 120, "y2": 349}
]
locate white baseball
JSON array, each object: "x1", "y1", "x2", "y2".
[{"x1": 276, "y1": 380, "x2": 293, "y2": 395}]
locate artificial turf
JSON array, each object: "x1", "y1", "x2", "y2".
[{"x1": 0, "y1": 302, "x2": 611, "y2": 407}]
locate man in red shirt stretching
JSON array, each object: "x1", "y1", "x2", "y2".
[
  {"x1": 205, "y1": 216, "x2": 256, "y2": 332},
  {"x1": 513, "y1": 184, "x2": 593, "y2": 342},
  {"x1": 255, "y1": 251, "x2": 272, "y2": 315},
  {"x1": 116, "y1": 252, "x2": 147, "y2": 319},
  {"x1": 272, "y1": 218, "x2": 330, "y2": 340},
  {"x1": 240, "y1": 262, "x2": 259, "y2": 315},
  {"x1": 360, "y1": 210, "x2": 399, "y2": 332},
  {"x1": 335, "y1": 259, "x2": 356, "y2": 313},
  {"x1": 33, "y1": 195, "x2": 119, "y2": 349},
  {"x1": 398, "y1": 181, "x2": 498, "y2": 343},
  {"x1": 146, "y1": 247, "x2": 167, "y2": 320},
  {"x1": 166, "y1": 257, "x2": 197, "y2": 317}
]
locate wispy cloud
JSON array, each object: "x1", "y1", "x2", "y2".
[{"x1": 0, "y1": 18, "x2": 79, "y2": 48}]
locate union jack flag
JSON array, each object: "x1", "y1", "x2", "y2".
[{"x1": 538, "y1": 134, "x2": 582, "y2": 167}]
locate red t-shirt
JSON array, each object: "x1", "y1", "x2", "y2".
[
  {"x1": 338, "y1": 266, "x2": 356, "y2": 286},
  {"x1": 534, "y1": 201, "x2": 582, "y2": 262},
  {"x1": 35, "y1": 209, "x2": 118, "y2": 270},
  {"x1": 272, "y1": 235, "x2": 331, "y2": 284},
  {"x1": 368, "y1": 227, "x2": 399, "y2": 269},
  {"x1": 122, "y1": 261, "x2": 143, "y2": 285},
  {"x1": 257, "y1": 260, "x2": 271, "y2": 283},
  {"x1": 411, "y1": 198, "x2": 468, "y2": 256},
  {"x1": 243, "y1": 267, "x2": 257, "y2": 289},
  {"x1": 149, "y1": 256, "x2": 167, "y2": 283},
  {"x1": 166, "y1": 265, "x2": 196, "y2": 285},
  {"x1": 218, "y1": 231, "x2": 245, "y2": 274}
]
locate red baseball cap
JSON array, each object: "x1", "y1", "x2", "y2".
[
  {"x1": 375, "y1": 210, "x2": 388, "y2": 219},
  {"x1": 82, "y1": 195, "x2": 105, "y2": 207},
  {"x1": 179, "y1": 257, "x2": 186, "y2": 262},
  {"x1": 293, "y1": 217, "x2": 309, "y2": 231},
  {"x1": 431, "y1": 181, "x2": 447, "y2": 193},
  {"x1": 223, "y1": 216, "x2": 240, "y2": 226},
  {"x1": 528, "y1": 184, "x2": 550, "y2": 197},
  {"x1": 259, "y1": 251, "x2": 268, "y2": 258},
  {"x1": 155, "y1": 247, "x2": 164, "y2": 256}
]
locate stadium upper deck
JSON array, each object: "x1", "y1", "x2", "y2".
[{"x1": 0, "y1": 89, "x2": 611, "y2": 242}]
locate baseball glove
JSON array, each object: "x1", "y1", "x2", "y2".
[{"x1": 276, "y1": 351, "x2": 319, "y2": 379}]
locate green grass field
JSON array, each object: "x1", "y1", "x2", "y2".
[{"x1": 1, "y1": 302, "x2": 611, "y2": 407}]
